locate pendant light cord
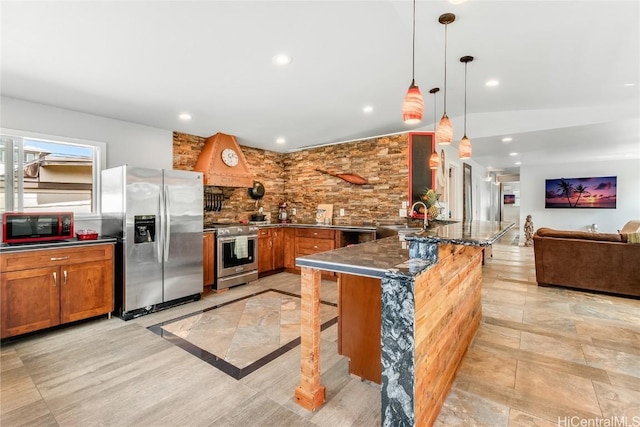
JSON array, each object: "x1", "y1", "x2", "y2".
[
  {"x1": 411, "y1": 0, "x2": 416, "y2": 82},
  {"x1": 433, "y1": 92, "x2": 437, "y2": 131},
  {"x1": 463, "y1": 61, "x2": 467, "y2": 135},
  {"x1": 443, "y1": 24, "x2": 448, "y2": 113}
]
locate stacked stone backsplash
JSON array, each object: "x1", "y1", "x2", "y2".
[
  {"x1": 283, "y1": 134, "x2": 408, "y2": 225},
  {"x1": 173, "y1": 131, "x2": 409, "y2": 225}
]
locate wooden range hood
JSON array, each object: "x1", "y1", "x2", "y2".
[{"x1": 193, "y1": 132, "x2": 253, "y2": 188}]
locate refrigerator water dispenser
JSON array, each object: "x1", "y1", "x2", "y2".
[{"x1": 134, "y1": 215, "x2": 156, "y2": 243}]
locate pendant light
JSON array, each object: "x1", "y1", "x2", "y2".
[
  {"x1": 402, "y1": 0, "x2": 423, "y2": 124},
  {"x1": 436, "y1": 13, "x2": 455, "y2": 144},
  {"x1": 428, "y1": 88, "x2": 440, "y2": 170},
  {"x1": 458, "y1": 55, "x2": 474, "y2": 159}
]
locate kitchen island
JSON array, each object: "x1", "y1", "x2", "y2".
[{"x1": 293, "y1": 220, "x2": 514, "y2": 426}]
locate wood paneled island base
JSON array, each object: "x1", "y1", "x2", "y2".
[{"x1": 410, "y1": 244, "x2": 483, "y2": 426}]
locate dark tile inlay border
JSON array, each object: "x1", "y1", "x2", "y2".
[{"x1": 147, "y1": 288, "x2": 338, "y2": 379}]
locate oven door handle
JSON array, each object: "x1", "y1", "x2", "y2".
[{"x1": 217, "y1": 234, "x2": 258, "y2": 243}]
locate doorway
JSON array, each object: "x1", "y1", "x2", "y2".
[
  {"x1": 447, "y1": 163, "x2": 459, "y2": 219},
  {"x1": 463, "y1": 163, "x2": 473, "y2": 221},
  {"x1": 501, "y1": 181, "x2": 521, "y2": 226}
]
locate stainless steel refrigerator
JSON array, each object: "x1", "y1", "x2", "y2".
[{"x1": 101, "y1": 165, "x2": 203, "y2": 320}]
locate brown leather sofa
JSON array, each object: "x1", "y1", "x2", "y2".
[{"x1": 533, "y1": 226, "x2": 640, "y2": 298}]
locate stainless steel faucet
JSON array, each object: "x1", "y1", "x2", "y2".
[{"x1": 410, "y1": 201, "x2": 429, "y2": 229}]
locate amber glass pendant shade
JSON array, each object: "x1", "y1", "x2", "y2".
[
  {"x1": 429, "y1": 151, "x2": 440, "y2": 169},
  {"x1": 403, "y1": 81, "x2": 424, "y2": 124},
  {"x1": 458, "y1": 135, "x2": 472, "y2": 159},
  {"x1": 436, "y1": 114, "x2": 453, "y2": 144}
]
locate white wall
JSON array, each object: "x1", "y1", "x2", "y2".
[
  {"x1": 436, "y1": 143, "x2": 490, "y2": 221},
  {"x1": 519, "y1": 158, "x2": 640, "y2": 238},
  {"x1": 0, "y1": 97, "x2": 174, "y2": 169}
]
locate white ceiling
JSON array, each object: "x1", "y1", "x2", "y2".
[{"x1": 2, "y1": 1, "x2": 639, "y2": 175}]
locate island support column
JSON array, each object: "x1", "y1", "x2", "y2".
[{"x1": 295, "y1": 267, "x2": 326, "y2": 410}]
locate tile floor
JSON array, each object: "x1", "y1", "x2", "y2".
[
  {"x1": 148, "y1": 289, "x2": 337, "y2": 379},
  {"x1": 2, "y1": 230, "x2": 639, "y2": 426}
]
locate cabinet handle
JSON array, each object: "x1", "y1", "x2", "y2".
[
  {"x1": 63, "y1": 270, "x2": 68, "y2": 285},
  {"x1": 313, "y1": 232, "x2": 318, "y2": 236},
  {"x1": 270, "y1": 240, "x2": 273, "y2": 248},
  {"x1": 50, "y1": 256, "x2": 70, "y2": 261},
  {"x1": 313, "y1": 245, "x2": 318, "y2": 249},
  {"x1": 52, "y1": 271, "x2": 57, "y2": 287}
]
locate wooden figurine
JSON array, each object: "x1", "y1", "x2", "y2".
[{"x1": 524, "y1": 214, "x2": 534, "y2": 247}]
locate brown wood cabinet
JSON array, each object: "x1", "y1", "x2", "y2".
[
  {"x1": 272, "y1": 228, "x2": 284, "y2": 270},
  {"x1": 284, "y1": 227, "x2": 337, "y2": 278},
  {"x1": 203, "y1": 232, "x2": 215, "y2": 288},
  {"x1": 258, "y1": 227, "x2": 285, "y2": 275},
  {"x1": 284, "y1": 227, "x2": 295, "y2": 269},
  {"x1": 280, "y1": 226, "x2": 375, "y2": 277},
  {"x1": 337, "y1": 273, "x2": 382, "y2": 383},
  {"x1": 0, "y1": 243, "x2": 114, "y2": 339},
  {"x1": 258, "y1": 228, "x2": 274, "y2": 273}
]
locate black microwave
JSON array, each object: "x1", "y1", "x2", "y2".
[{"x1": 2, "y1": 212, "x2": 74, "y2": 244}]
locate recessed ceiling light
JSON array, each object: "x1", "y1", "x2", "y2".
[
  {"x1": 363, "y1": 105, "x2": 374, "y2": 113},
  {"x1": 485, "y1": 80, "x2": 500, "y2": 87},
  {"x1": 502, "y1": 137, "x2": 512, "y2": 142},
  {"x1": 275, "y1": 137, "x2": 286, "y2": 144},
  {"x1": 623, "y1": 83, "x2": 636, "y2": 87},
  {"x1": 509, "y1": 152, "x2": 518, "y2": 156},
  {"x1": 178, "y1": 113, "x2": 192, "y2": 121},
  {"x1": 272, "y1": 54, "x2": 292, "y2": 66},
  {"x1": 515, "y1": 161, "x2": 522, "y2": 165},
  {"x1": 448, "y1": 0, "x2": 467, "y2": 3}
]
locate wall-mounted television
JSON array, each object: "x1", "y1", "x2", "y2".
[
  {"x1": 545, "y1": 176, "x2": 617, "y2": 209},
  {"x1": 503, "y1": 194, "x2": 516, "y2": 205}
]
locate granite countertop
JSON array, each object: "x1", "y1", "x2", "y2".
[
  {"x1": 0, "y1": 236, "x2": 118, "y2": 253},
  {"x1": 295, "y1": 236, "x2": 432, "y2": 279},
  {"x1": 405, "y1": 220, "x2": 515, "y2": 246},
  {"x1": 295, "y1": 220, "x2": 515, "y2": 279}
]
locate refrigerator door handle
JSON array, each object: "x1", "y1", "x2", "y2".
[
  {"x1": 164, "y1": 185, "x2": 171, "y2": 263},
  {"x1": 158, "y1": 184, "x2": 164, "y2": 263}
]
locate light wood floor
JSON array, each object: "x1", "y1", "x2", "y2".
[{"x1": 2, "y1": 230, "x2": 639, "y2": 426}]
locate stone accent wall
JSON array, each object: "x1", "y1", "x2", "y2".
[
  {"x1": 283, "y1": 134, "x2": 408, "y2": 225},
  {"x1": 173, "y1": 131, "x2": 409, "y2": 225}
]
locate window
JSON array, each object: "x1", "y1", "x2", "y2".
[{"x1": 1, "y1": 131, "x2": 105, "y2": 215}]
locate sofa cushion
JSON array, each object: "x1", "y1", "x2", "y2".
[
  {"x1": 535, "y1": 227, "x2": 622, "y2": 242},
  {"x1": 624, "y1": 232, "x2": 640, "y2": 244}
]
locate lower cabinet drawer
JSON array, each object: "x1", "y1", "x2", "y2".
[
  {"x1": 1, "y1": 245, "x2": 113, "y2": 272},
  {"x1": 258, "y1": 229, "x2": 272, "y2": 238},
  {"x1": 296, "y1": 237, "x2": 334, "y2": 253},
  {"x1": 295, "y1": 228, "x2": 335, "y2": 239}
]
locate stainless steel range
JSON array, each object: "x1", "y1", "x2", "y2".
[{"x1": 208, "y1": 223, "x2": 258, "y2": 291}]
